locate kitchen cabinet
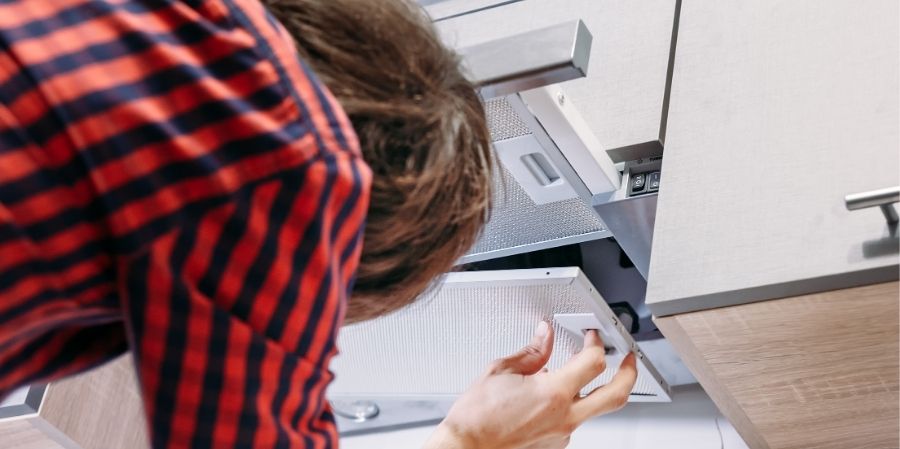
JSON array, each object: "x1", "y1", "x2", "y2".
[
  {"x1": 647, "y1": 1, "x2": 899, "y2": 447},
  {"x1": 646, "y1": 0, "x2": 899, "y2": 316}
]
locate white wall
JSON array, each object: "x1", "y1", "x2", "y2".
[{"x1": 341, "y1": 386, "x2": 748, "y2": 449}]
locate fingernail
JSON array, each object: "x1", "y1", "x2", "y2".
[{"x1": 534, "y1": 321, "x2": 549, "y2": 340}]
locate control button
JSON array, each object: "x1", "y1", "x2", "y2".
[
  {"x1": 631, "y1": 173, "x2": 646, "y2": 192},
  {"x1": 648, "y1": 172, "x2": 661, "y2": 191}
]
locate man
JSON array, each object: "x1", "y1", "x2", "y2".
[{"x1": 0, "y1": 1, "x2": 636, "y2": 448}]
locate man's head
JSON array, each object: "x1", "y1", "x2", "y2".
[{"x1": 264, "y1": 0, "x2": 493, "y2": 323}]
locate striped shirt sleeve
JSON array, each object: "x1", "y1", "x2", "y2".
[
  {"x1": 110, "y1": 2, "x2": 373, "y2": 448},
  {"x1": 120, "y1": 149, "x2": 370, "y2": 448}
]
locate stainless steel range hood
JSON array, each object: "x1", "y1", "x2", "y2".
[
  {"x1": 457, "y1": 20, "x2": 621, "y2": 264},
  {"x1": 331, "y1": 20, "x2": 670, "y2": 437},
  {"x1": 437, "y1": 0, "x2": 682, "y2": 277}
]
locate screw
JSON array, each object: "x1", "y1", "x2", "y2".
[{"x1": 557, "y1": 93, "x2": 565, "y2": 106}]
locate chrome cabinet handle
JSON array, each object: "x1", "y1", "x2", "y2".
[{"x1": 845, "y1": 186, "x2": 900, "y2": 225}]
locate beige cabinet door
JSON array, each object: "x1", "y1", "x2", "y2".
[{"x1": 647, "y1": 0, "x2": 899, "y2": 316}]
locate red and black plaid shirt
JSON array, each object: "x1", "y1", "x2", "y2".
[{"x1": 0, "y1": 1, "x2": 371, "y2": 447}]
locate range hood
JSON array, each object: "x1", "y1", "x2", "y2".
[
  {"x1": 330, "y1": 19, "x2": 669, "y2": 437},
  {"x1": 433, "y1": 0, "x2": 682, "y2": 278},
  {"x1": 456, "y1": 20, "x2": 621, "y2": 263}
]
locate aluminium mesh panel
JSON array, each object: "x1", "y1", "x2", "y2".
[
  {"x1": 468, "y1": 166, "x2": 606, "y2": 257},
  {"x1": 465, "y1": 98, "x2": 607, "y2": 262},
  {"x1": 485, "y1": 96, "x2": 532, "y2": 141},
  {"x1": 330, "y1": 268, "x2": 669, "y2": 401}
]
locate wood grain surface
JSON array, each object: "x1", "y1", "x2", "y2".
[
  {"x1": 656, "y1": 282, "x2": 900, "y2": 449},
  {"x1": 0, "y1": 354, "x2": 149, "y2": 449},
  {"x1": 40, "y1": 354, "x2": 150, "y2": 449},
  {"x1": 0, "y1": 418, "x2": 65, "y2": 449}
]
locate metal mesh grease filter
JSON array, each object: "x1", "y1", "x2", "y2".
[
  {"x1": 466, "y1": 97, "x2": 605, "y2": 260},
  {"x1": 330, "y1": 273, "x2": 664, "y2": 399},
  {"x1": 485, "y1": 97, "x2": 532, "y2": 141},
  {"x1": 467, "y1": 165, "x2": 605, "y2": 257}
]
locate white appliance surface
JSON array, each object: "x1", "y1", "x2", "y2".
[{"x1": 341, "y1": 385, "x2": 749, "y2": 449}]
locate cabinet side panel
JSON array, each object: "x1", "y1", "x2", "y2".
[{"x1": 656, "y1": 282, "x2": 900, "y2": 449}]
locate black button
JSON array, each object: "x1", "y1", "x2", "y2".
[
  {"x1": 631, "y1": 173, "x2": 646, "y2": 192},
  {"x1": 648, "y1": 172, "x2": 660, "y2": 191}
]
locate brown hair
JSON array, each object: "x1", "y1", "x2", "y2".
[{"x1": 263, "y1": 0, "x2": 493, "y2": 323}]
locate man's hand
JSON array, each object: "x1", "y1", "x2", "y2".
[{"x1": 424, "y1": 321, "x2": 638, "y2": 449}]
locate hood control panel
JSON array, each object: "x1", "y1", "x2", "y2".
[{"x1": 624, "y1": 157, "x2": 663, "y2": 198}]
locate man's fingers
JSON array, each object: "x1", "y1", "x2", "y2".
[
  {"x1": 570, "y1": 352, "x2": 638, "y2": 422},
  {"x1": 552, "y1": 330, "x2": 607, "y2": 393},
  {"x1": 489, "y1": 321, "x2": 555, "y2": 375}
]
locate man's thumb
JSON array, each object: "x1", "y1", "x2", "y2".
[{"x1": 490, "y1": 321, "x2": 554, "y2": 375}]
